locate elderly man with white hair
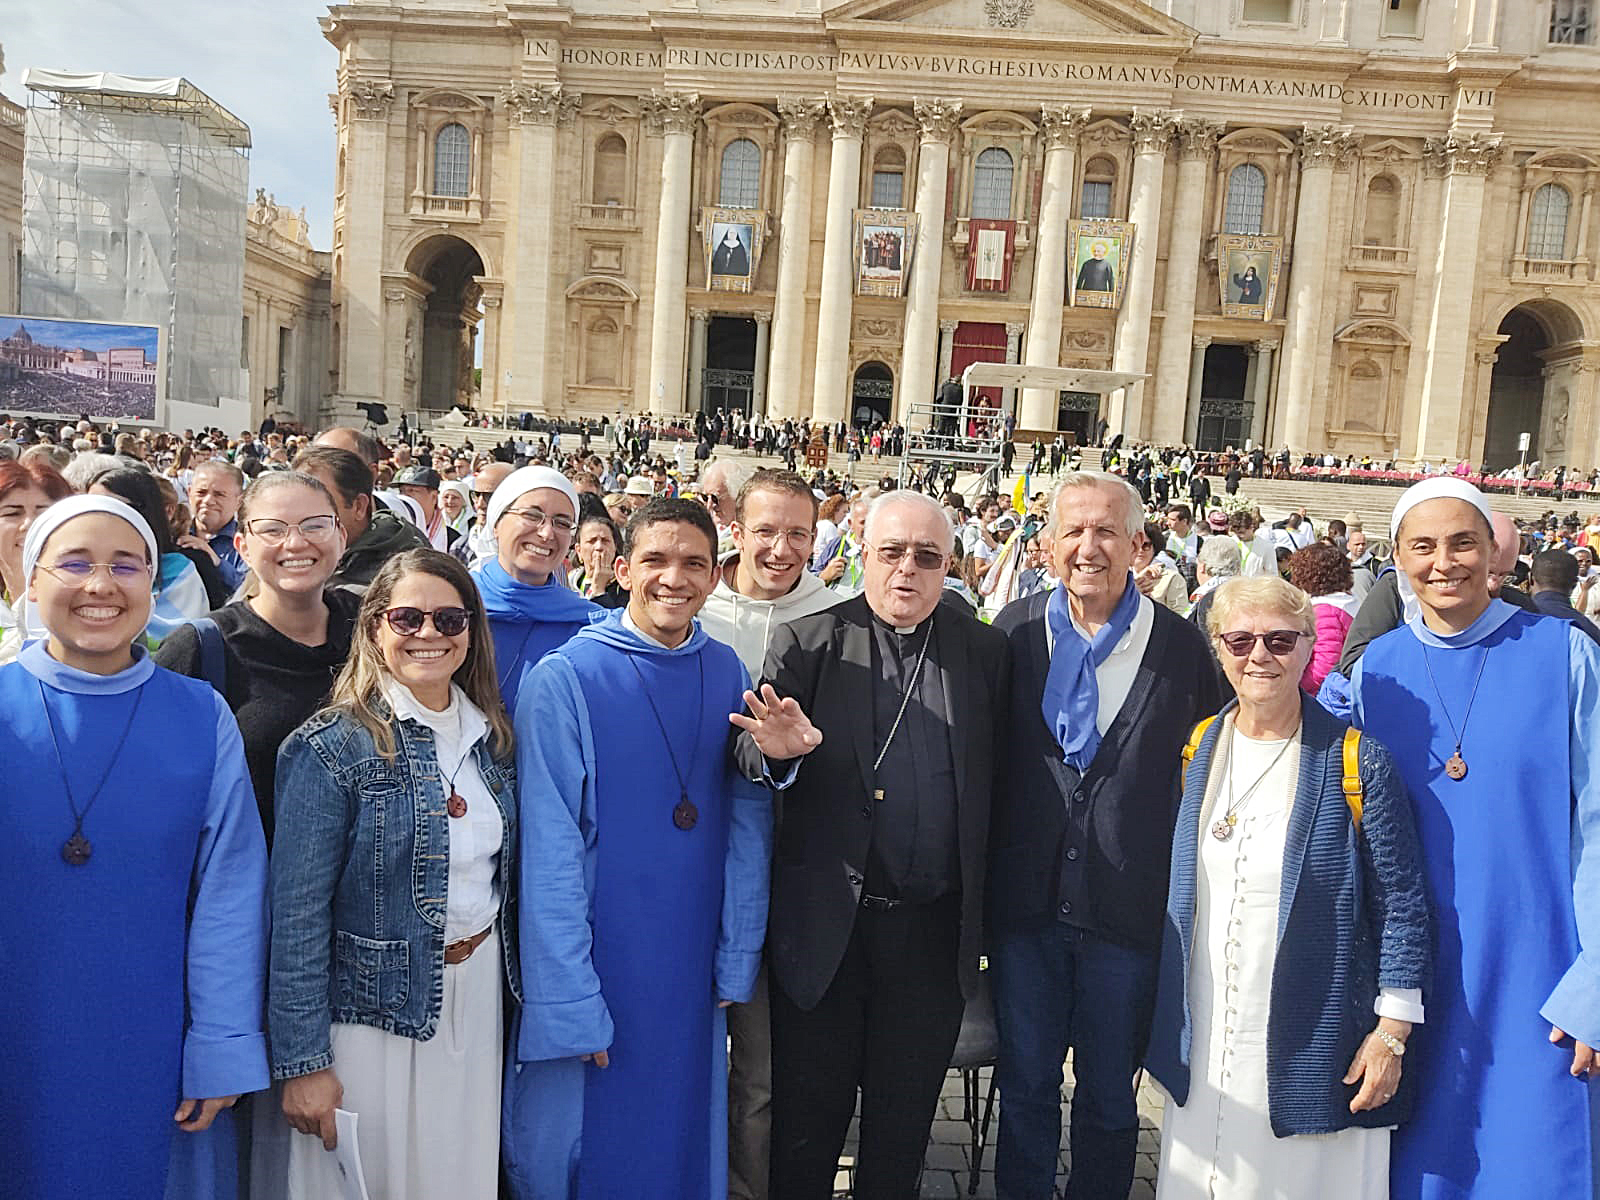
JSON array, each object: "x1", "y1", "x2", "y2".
[
  {"x1": 731, "y1": 488, "x2": 1010, "y2": 1199},
  {"x1": 989, "y1": 470, "x2": 1222, "y2": 1200}
]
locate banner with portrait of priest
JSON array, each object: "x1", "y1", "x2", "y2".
[
  {"x1": 703, "y1": 207, "x2": 766, "y2": 293},
  {"x1": 1067, "y1": 218, "x2": 1133, "y2": 311}
]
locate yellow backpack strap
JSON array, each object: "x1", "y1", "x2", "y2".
[
  {"x1": 1342, "y1": 728, "x2": 1364, "y2": 828},
  {"x1": 1182, "y1": 716, "x2": 1219, "y2": 769}
]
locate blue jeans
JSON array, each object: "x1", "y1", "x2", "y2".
[{"x1": 991, "y1": 919, "x2": 1158, "y2": 1200}]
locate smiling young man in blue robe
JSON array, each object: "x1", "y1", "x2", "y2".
[{"x1": 502, "y1": 497, "x2": 774, "y2": 1200}]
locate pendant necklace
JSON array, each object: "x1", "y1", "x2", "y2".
[
  {"x1": 627, "y1": 653, "x2": 706, "y2": 831},
  {"x1": 442, "y1": 705, "x2": 471, "y2": 819},
  {"x1": 1211, "y1": 722, "x2": 1295, "y2": 842},
  {"x1": 1420, "y1": 642, "x2": 1491, "y2": 782},
  {"x1": 869, "y1": 622, "x2": 934, "y2": 804},
  {"x1": 39, "y1": 679, "x2": 146, "y2": 866}
]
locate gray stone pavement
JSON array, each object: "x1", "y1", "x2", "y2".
[{"x1": 830, "y1": 1056, "x2": 1166, "y2": 1198}]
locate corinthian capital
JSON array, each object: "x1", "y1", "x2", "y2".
[
  {"x1": 1175, "y1": 118, "x2": 1223, "y2": 162},
  {"x1": 501, "y1": 83, "x2": 581, "y2": 126},
  {"x1": 1441, "y1": 131, "x2": 1504, "y2": 176},
  {"x1": 1039, "y1": 104, "x2": 1092, "y2": 152},
  {"x1": 643, "y1": 90, "x2": 701, "y2": 136},
  {"x1": 913, "y1": 98, "x2": 964, "y2": 144},
  {"x1": 1299, "y1": 123, "x2": 1357, "y2": 170},
  {"x1": 348, "y1": 79, "x2": 395, "y2": 122},
  {"x1": 778, "y1": 97, "x2": 828, "y2": 141},
  {"x1": 1129, "y1": 108, "x2": 1179, "y2": 155},
  {"x1": 827, "y1": 94, "x2": 874, "y2": 140}
]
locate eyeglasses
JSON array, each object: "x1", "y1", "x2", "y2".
[
  {"x1": 1217, "y1": 629, "x2": 1308, "y2": 657},
  {"x1": 40, "y1": 559, "x2": 151, "y2": 585},
  {"x1": 741, "y1": 525, "x2": 815, "y2": 550},
  {"x1": 503, "y1": 506, "x2": 576, "y2": 535},
  {"x1": 868, "y1": 543, "x2": 947, "y2": 571},
  {"x1": 382, "y1": 606, "x2": 472, "y2": 637},
  {"x1": 244, "y1": 516, "x2": 338, "y2": 544}
]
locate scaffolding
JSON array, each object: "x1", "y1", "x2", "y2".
[{"x1": 19, "y1": 70, "x2": 250, "y2": 421}]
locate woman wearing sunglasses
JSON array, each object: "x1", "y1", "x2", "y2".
[
  {"x1": 1145, "y1": 575, "x2": 1431, "y2": 1200},
  {"x1": 156, "y1": 471, "x2": 357, "y2": 846},
  {"x1": 268, "y1": 549, "x2": 518, "y2": 1199}
]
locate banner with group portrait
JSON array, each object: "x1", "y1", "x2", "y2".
[
  {"x1": 1217, "y1": 233, "x2": 1284, "y2": 321},
  {"x1": 702, "y1": 208, "x2": 765, "y2": 293},
  {"x1": 1067, "y1": 219, "x2": 1133, "y2": 311},
  {"x1": 854, "y1": 209, "x2": 918, "y2": 298}
]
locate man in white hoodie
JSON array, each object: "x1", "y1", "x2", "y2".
[{"x1": 699, "y1": 467, "x2": 840, "y2": 1200}]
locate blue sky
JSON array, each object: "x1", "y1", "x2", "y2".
[
  {"x1": 5, "y1": 0, "x2": 338, "y2": 245},
  {"x1": 1, "y1": 316, "x2": 160, "y2": 355}
]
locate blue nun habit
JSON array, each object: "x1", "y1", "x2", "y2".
[
  {"x1": 501, "y1": 609, "x2": 773, "y2": 1200},
  {"x1": 473, "y1": 554, "x2": 601, "y2": 717}
]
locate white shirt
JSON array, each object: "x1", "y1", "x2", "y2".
[
  {"x1": 1045, "y1": 588, "x2": 1156, "y2": 735},
  {"x1": 383, "y1": 680, "x2": 503, "y2": 942}
]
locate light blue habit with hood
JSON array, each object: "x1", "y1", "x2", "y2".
[{"x1": 502, "y1": 608, "x2": 773, "y2": 1200}]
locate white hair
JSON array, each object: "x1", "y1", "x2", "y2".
[
  {"x1": 863, "y1": 489, "x2": 956, "y2": 553},
  {"x1": 1050, "y1": 470, "x2": 1144, "y2": 538}
]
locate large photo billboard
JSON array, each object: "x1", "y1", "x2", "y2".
[{"x1": 0, "y1": 315, "x2": 162, "y2": 422}]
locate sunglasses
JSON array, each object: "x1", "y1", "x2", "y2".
[
  {"x1": 1217, "y1": 629, "x2": 1308, "y2": 657},
  {"x1": 381, "y1": 606, "x2": 471, "y2": 637},
  {"x1": 869, "y1": 543, "x2": 947, "y2": 571}
]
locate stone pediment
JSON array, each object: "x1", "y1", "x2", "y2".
[{"x1": 826, "y1": 0, "x2": 1195, "y2": 39}]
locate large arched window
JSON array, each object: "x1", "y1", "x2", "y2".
[
  {"x1": 1363, "y1": 174, "x2": 1401, "y2": 246},
  {"x1": 592, "y1": 134, "x2": 628, "y2": 206},
  {"x1": 1224, "y1": 164, "x2": 1266, "y2": 234},
  {"x1": 1079, "y1": 156, "x2": 1116, "y2": 218},
  {"x1": 972, "y1": 147, "x2": 1014, "y2": 220},
  {"x1": 719, "y1": 139, "x2": 761, "y2": 208},
  {"x1": 871, "y1": 145, "x2": 906, "y2": 209},
  {"x1": 433, "y1": 123, "x2": 471, "y2": 198},
  {"x1": 1528, "y1": 183, "x2": 1572, "y2": 259}
]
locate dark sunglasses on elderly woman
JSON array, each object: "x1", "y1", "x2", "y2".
[
  {"x1": 1217, "y1": 629, "x2": 1308, "y2": 657},
  {"x1": 382, "y1": 606, "x2": 471, "y2": 637}
]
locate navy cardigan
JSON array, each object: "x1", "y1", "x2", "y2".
[{"x1": 1144, "y1": 694, "x2": 1432, "y2": 1136}]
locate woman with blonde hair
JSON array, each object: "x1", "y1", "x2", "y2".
[{"x1": 267, "y1": 548, "x2": 518, "y2": 1200}]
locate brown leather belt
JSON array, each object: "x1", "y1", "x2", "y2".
[{"x1": 444, "y1": 925, "x2": 493, "y2": 965}]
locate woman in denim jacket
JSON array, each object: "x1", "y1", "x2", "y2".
[{"x1": 267, "y1": 549, "x2": 519, "y2": 1199}]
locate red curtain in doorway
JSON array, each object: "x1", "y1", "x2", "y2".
[{"x1": 951, "y1": 321, "x2": 1007, "y2": 432}]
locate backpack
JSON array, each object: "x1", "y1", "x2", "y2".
[{"x1": 1181, "y1": 716, "x2": 1365, "y2": 827}]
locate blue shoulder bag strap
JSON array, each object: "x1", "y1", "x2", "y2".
[{"x1": 191, "y1": 617, "x2": 227, "y2": 695}]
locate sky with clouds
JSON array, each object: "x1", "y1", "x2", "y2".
[{"x1": 5, "y1": 0, "x2": 339, "y2": 244}]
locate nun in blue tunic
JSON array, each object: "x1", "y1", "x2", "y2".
[
  {"x1": 0, "y1": 495, "x2": 269, "y2": 1200},
  {"x1": 1352, "y1": 478, "x2": 1600, "y2": 1200},
  {"x1": 501, "y1": 599, "x2": 773, "y2": 1200}
]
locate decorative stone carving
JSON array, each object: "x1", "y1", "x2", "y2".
[
  {"x1": 1299, "y1": 124, "x2": 1358, "y2": 170},
  {"x1": 827, "y1": 94, "x2": 874, "y2": 140},
  {"x1": 778, "y1": 97, "x2": 828, "y2": 140},
  {"x1": 1005, "y1": 322, "x2": 1026, "y2": 337},
  {"x1": 502, "y1": 83, "x2": 581, "y2": 126},
  {"x1": 1253, "y1": 339, "x2": 1282, "y2": 353},
  {"x1": 1176, "y1": 118, "x2": 1224, "y2": 162},
  {"x1": 1039, "y1": 105, "x2": 1092, "y2": 152},
  {"x1": 1065, "y1": 329, "x2": 1105, "y2": 349},
  {"x1": 349, "y1": 79, "x2": 396, "y2": 122},
  {"x1": 1422, "y1": 137, "x2": 1452, "y2": 179},
  {"x1": 1129, "y1": 109, "x2": 1179, "y2": 156},
  {"x1": 384, "y1": 288, "x2": 409, "y2": 304},
  {"x1": 643, "y1": 91, "x2": 702, "y2": 137},
  {"x1": 1441, "y1": 131, "x2": 1504, "y2": 176},
  {"x1": 1193, "y1": 335, "x2": 1213, "y2": 350},
  {"x1": 856, "y1": 316, "x2": 901, "y2": 340},
  {"x1": 913, "y1": 99, "x2": 963, "y2": 144},
  {"x1": 754, "y1": 312, "x2": 772, "y2": 326},
  {"x1": 984, "y1": 0, "x2": 1034, "y2": 28},
  {"x1": 939, "y1": 318, "x2": 960, "y2": 333}
]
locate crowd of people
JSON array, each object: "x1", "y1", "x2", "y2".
[{"x1": 3, "y1": 407, "x2": 1598, "y2": 1200}]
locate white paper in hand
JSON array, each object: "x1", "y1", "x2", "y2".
[{"x1": 331, "y1": 1109, "x2": 372, "y2": 1200}]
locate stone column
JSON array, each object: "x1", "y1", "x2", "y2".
[
  {"x1": 1021, "y1": 105, "x2": 1092, "y2": 431},
  {"x1": 1003, "y1": 321, "x2": 1025, "y2": 416},
  {"x1": 938, "y1": 319, "x2": 958, "y2": 381},
  {"x1": 1275, "y1": 124, "x2": 1356, "y2": 453},
  {"x1": 752, "y1": 313, "x2": 772, "y2": 417},
  {"x1": 811, "y1": 94, "x2": 873, "y2": 426},
  {"x1": 686, "y1": 308, "x2": 709, "y2": 414},
  {"x1": 1150, "y1": 118, "x2": 1222, "y2": 447},
  {"x1": 1398, "y1": 139, "x2": 1451, "y2": 461},
  {"x1": 767, "y1": 99, "x2": 826, "y2": 421},
  {"x1": 1251, "y1": 339, "x2": 1278, "y2": 448},
  {"x1": 900, "y1": 99, "x2": 963, "y2": 423},
  {"x1": 1183, "y1": 335, "x2": 1210, "y2": 445},
  {"x1": 477, "y1": 285, "x2": 504, "y2": 413},
  {"x1": 1415, "y1": 133, "x2": 1503, "y2": 459},
  {"x1": 1110, "y1": 108, "x2": 1178, "y2": 440},
  {"x1": 500, "y1": 83, "x2": 580, "y2": 417},
  {"x1": 338, "y1": 79, "x2": 395, "y2": 413},
  {"x1": 644, "y1": 91, "x2": 701, "y2": 416}
]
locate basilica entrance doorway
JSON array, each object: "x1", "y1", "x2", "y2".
[
  {"x1": 1195, "y1": 344, "x2": 1251, "y2": 451},
  {"x1": 703, "y1": 315, "x2": 755, "y2": 416},
  {"x1": 404, "y1": 235, "x2": 486, "y2": 413}
]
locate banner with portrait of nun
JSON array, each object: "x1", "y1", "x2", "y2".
[
  {"x1": 1217, "y1": 233, "x2": 1284, "y2": 321},
  {"x1": 703, "y1": 208, "x2": 765, "y2": 293}
]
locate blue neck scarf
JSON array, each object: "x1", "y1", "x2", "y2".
[
  {"x1": 473, "y1": 555, "x2": 600, "y2": 625},
  {"x1": 1042, "y1": 573, "x2": 1140, "y2": 771}
]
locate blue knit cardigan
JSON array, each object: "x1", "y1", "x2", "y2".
[{"x1": 1144, "y1": 694, "x2": 1432, "y2": 1136}]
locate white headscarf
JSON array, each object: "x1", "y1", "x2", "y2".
[
  {"x1": 22, "y1": 494, "x2": 159, "y2": 586},
  {"x1": 1389, "y1": 477, "x2": 1494, "y2": 541},
  {"x1": 486, "y1": 466, "x2": 581, "y2": 533}
]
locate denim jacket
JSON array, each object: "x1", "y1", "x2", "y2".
[{"x1": 268, "y1": 701, "x2": 520, "y2": 1080}]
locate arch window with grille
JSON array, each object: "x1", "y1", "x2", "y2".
[
  {"x1": 719, "y1": 139, "x2": 761, "y2": 208},
  {"x1": 433, "y1": 123, "x2": 471, "y2": 198},
  {"x1": 1080, "y1": 156, "x2": 1116, "y2": 218},
  {"x1": 1528, "y1": 183, "x2": 1573, "y2": 259},
  {"x1": 972, "y1": 147, "x2": 1014, "y2": 220},
  {"x1": 1551, "y1": 0, "x2": 1594, "y2": 44},
  {"x1": 871, "y1": 146, "x2": 906, "y2": 209},
  {"x1": 1223, "y1": 164, "x2": 1267, "y2": 234}
]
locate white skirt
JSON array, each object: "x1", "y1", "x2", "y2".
[{"x1": 261, "y1": 926, "x2": 504, "y2": 1200}]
